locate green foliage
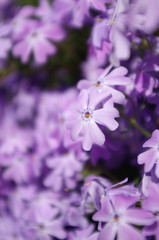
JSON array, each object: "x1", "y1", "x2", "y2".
[{"x1": 14, "y1": 0, "x2": 38, "y2": 6}]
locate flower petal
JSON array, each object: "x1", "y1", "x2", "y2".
[
  {"x1": 71, "y1": 119, "x2": 83, "y2": 141},
  {"x1": 83, "y1": 121, "x2": 105, "y2": 151},
  {"x1": 137, "y1": 149, "x2": 157, "y2": 172},
  {"x1": 143, "y1": 130, "x2": 159, "y2": 148},
  {"x1": 118, "y1": 223, "x2": 145, "y2": 240},
  {"x1": 98, "y1": 223, "x2": 117, "y2": 240},
  {"x1": 93, "y1": 108, "x2": 119, "y2": 131},
  {"x1": 124, "y1": 208, "x2": 155, "y2": 226},
  {"x1": 93, "y1": 196, "x2": 114, "y2": 222}
]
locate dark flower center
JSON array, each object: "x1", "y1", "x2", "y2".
[
  {"x1": 113, "y1": 214, "x2": 119, "y2": 222},
  {"x1": 85, "y1": 112, "x2": 91, "y2": 118},
  {"x1": 38, "y1": 224, "x2": 45, "y2": 230},
  {"x1": 95, "y1": 81, "x2": 101, "y2": 87}
]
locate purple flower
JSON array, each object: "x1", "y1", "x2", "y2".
[
  {"x1": 128, "y1": 0, "x2": 159, "y2": 33},
  {"x1": 81, "y1": 175, "x2": 111, "y2": 213},
  {"x1": 93, "y1": 194, "x2": 155, "y2": 240},
  {"x1": 78, "y1": 65, "x2": 130, "y2": 104},
  {"x1": 142, "y1": 180, "x2": 159, "y2": 239},
  {"x1": 27, "y1": 209, "x2": 66, "y2": 240},
  {"x1": 13, "y1": 22, "x2": 65, "y2": 64},
  {"x1": 44, "y1": 150, "x2": 85, "y2": 191},
  {"x1": 138, "y1": 130, "x2": 159, "y2": 178},
  {"x1": 1, "y1": 153, "x2": 31, "y2": 183},
  {"x1": 68, "y1": 224, "x2": 99, "y2": 240},
  {"x1": 35, "y1": 0, "x2": 55, "y2": 22},
  {"x1": 71, "y1": 89, "x2": 119, "y2": 151},
  {"x1": 0, "y1": 216, "x2": 25, "y2": 240}
]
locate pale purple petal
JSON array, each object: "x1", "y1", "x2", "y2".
[
  {"x1": 13, "y1": 40, "x2": 31, "y2": 62},
  {"x1": 90, "y1": 0, "x2": 107, "y2": 11},
  {"x1": 143, "y1": 129, "x2": 159, "y2": 147},
  {"x1": 155, "y1": 159, "x2": 159, "y2": 178},
  {"x1": 87, "y1": 232, "x2": 99, "y2": 240},
  {"x1": 83, "y1": 121, "x2": 105, "y2": 151},
  {"x1": 71, "y1": 119, "x2": 83, "y2": 141},
  {"x1": 77, "y1": 80, "x2": 92, "y2": 90},
  {"x1": 137, "y1": 149, "x2": 157, "y2": 172},
  {"x1": 98, "y1": 223, "x2": 117, "y2": 240},
  {"x1": 124, "y1": 209, "x2": 155, "y2": 226},
  {"x1": 105, "y1": 86, "x2": 125, "y2": 103},
  {"x1": 78, "y1": 89, "x2": 89, "y2": 110},
  {"x1": 46, "y1": 220, "x2": 66, "y2": 239},
  {"x1": 105, "y1": 67, "x2": 128, "y2": 78},
  {"x1": 110, "y1": 194, "x2": 138, "y2": 214},
  {"x1": 93, "y1": 197, "x2": 114, "y2": 222},
  {"x1": 99, "y1": 65, "x2": 113, "y2": 79},
  {"x1": 112, "y1": 28, "x2": 130, "y2": 60},
  {"x1": 118, "y1": 223, "x2": 145, "y2": 240},
  {"x1": 88, "y1": 88, "x2": 110, "y2": 109},
  {"x1": 0, "y1": 38, "x2": 11, "y2": 58},
  {"x1": 33, "y1": 39, "x2": 56, "y2": 64},
  {"x1": 93, "y1": 108, "x2": 119, "y2": 131},
  {"x1": 43, "y1": 24, "x2": 66, "y2": 41}
]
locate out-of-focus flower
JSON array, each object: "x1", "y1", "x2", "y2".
[
  {"x1": 141, "y1": 179, "x2": 159, "y2": 239},
  {"x1": 13, "y1": 22, "x2": 65, "y2": 64},
  {"x1": 68, "y1": 224, "x2": 99, "y2": 240},
  {"x1": 44, "y1": 150, "x2": 85, "y2": 191},
  {"x1": 81, "y1": 175, "x2": 111, "y2": 214},
  {"x1": 93, "y1": 193, "x2": 155, "y2": 240},
  {"x1": 138, "y1": 130, "x2": 159, "y2": 178}
]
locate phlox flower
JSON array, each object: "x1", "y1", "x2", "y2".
[
  {"x1": 78, "y1": 65, "x2": 130, "y2": 103},
  {"x1": 142, "y1": 180, "x2": 159, "y2": 239},
  {"x1": 44, "y1": 150, "x2": 85, "y2": 191},
  {"x1": 0, "y1": 216, "x2": 25, "y2": 240},
  {"x1": 1, "y1": 153, "x2": 31, "y2": 184},
  {"x1": 11, "y1": 6, "x2": 35, "y2": 40},
  {"x1": 128, "y1": 0, "x2": 159, "y2": 34},
  {"x1": 35, "y1": 0, "x2": 55, "y2": 22},
  {"x1": 27, "y1": 208, "x2": 66, "y2": 240},
  {"x1": 138, "y1": 129, "x2": 159, "y2": 178},
  {"x1": 13, "y1": 22, "x2": 65, "y2": 64},
  {"x1": 68, "y1": 224, "x2": 99, "y2": 240},
  {"x1": 53, "y1": 0, "x2": 107, "y2": 28},
  {"x1": 71, "y1": 89, "x2": 119, "y2": 151},
  {"x1": 93, "y1": 194, "x2": 155, "y2": 240},
  {"x1": 81, "y1": 175, "x2": 111, "y2": 214}
]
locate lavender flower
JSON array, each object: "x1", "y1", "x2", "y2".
[
  {"x1": 78, "y1": 65, "x2": 130, "y2": 104},
  {"x1": 93, "y1": 194, "x2": 155, "y2": 240},
  {"x1": 13, "y1": 22, "x2": 65, "y2": 64},
  {"x1": 71, "y1": 89, "x2": 119, "y2": 151},
  {"x1": 138, "y1": 130, "x2": 159, "y2": 178}
]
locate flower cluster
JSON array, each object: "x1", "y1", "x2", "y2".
[{"x1": 0, "y1": 0, "x2": 159, "y2": 239}]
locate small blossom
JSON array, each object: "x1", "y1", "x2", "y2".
[
  {"x1": 138, "y1": 130, "x2": 159, "y2": 178},
  {"x1": 71, "y1": 89, "x2": 119, "y2": 151},
  {"x1": 93, "y1": 194, "x2": 155, "y2": 240},
  {"x1": 78, "y1": 66, "x2": 130, "y2": 104}
]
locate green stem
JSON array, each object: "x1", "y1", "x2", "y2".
[
  {"x1": 129, "y1": 118, "x2": 151, "y2": 138},
  {"x1": 119, "y1": 110, "x2": 151, "y2": 138}
]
